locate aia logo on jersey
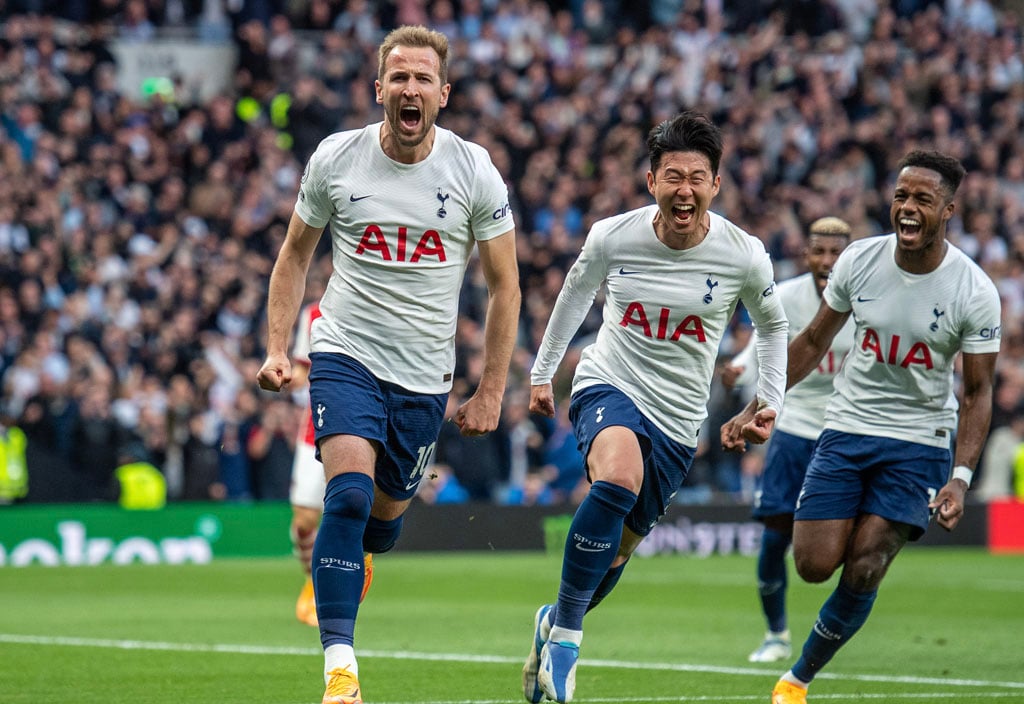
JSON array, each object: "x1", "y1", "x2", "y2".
[
  {"x1": 355, "y1": 225, "x2": 447, "y2": 262},
  {"x1": 861, "y1": 328, "x2": 933, "y2": 369},
  {"x1": 619, "y1": 302, "x2": 707, "y2": 342}
]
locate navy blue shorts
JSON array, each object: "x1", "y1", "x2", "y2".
[
  {"x1": 753, "y1": 430, "x2": 817, "y2": 520},
  {"x1": 308, "y1": 352, "x2": 447, "y2": 500},
  {"x1": 569, "y1": 384, "x2": 696, "y2": 537},
  {"x1": 795, "y1": 429, "x2": 951, "y2": 540}
]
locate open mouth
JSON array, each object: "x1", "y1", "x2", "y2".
[
  {"x1": 898, "y1": 216, "x2": 922, "y2": 237},
  {"x1": 399, "y1": 105, "x2": 422, "y2": 130},
  {"x1": 672, "y1": 203, "x2": 696, "y2": 224}
]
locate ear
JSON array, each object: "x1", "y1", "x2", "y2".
[
  {"x1": 711, "y1": 174, "x2": 721, "y2": 198},
  {"x1": 942, "y1": 199, "x2": 955, "y2": 223},
  {"x1": 375, "y1": 79, "x2": 383, "y2": 105},
  {"x1": 439, "y1": 82, "x2": 451, "y2": 109},
  {"x1": 646, "y1": 170, "x2": 655, "y2": 196}
]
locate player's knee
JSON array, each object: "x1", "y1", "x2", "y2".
[
  {"x1": 841, "y1": 553, "x2": 889, "y2": 591},
  {"x1": 323, "y1": 477, "x2": 373, "y2": 523},
  {"x1": 794, "y1": 554, "x2": 836, "y2": 583},
  {"x1": 291, "y1": 506, "x2": 321, "y2": 534},
  {"x1": 363, "y1": 514, "x2": 403, "y2": 553}
]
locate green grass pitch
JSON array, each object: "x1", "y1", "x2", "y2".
[{"x1": 1, "y1": 548, "x2": 1022, "y2": 703}]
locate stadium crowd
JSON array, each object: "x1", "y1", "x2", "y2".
[{"x1": 0, "y1": 0, "x2": 1022, "y2": 506}]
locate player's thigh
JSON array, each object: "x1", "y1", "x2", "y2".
[
  {"x1": 291, "y1": 504, "x2": 321, "y2": 532},
  {"x1": 308, "y1": 352, "x2": 387, "y2": 479},
  {"x1": 792, "y1": 517, "x2": 854, "y2": 582},
  {"x1": 319, "y1": 434, "x2": 377, "y2": 481},
  {"x1": 587, "y1": 425, "x2": 645, "y2": 491},
  {"x1": 373, "y1": 383, "x2": 447, "y2": 501},
  {"x1": 793, "y1": 430, "x2": 866, "y2": 523},
  {"x1": 862, "y1": 439, "x2": 950, "y2": 542},
  {"x1": 569, "y1": 385, "x2": 648, "y2": 492}
]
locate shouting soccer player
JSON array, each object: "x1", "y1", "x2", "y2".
[
  {"x1": 721, "y1": 216, "x2": 855, "y2": 663},
  {"x1": 257, "y1": 25, "x2": 520, "y2": 704},
  {"x1": 524, "y1": 111, "x2": 788, "y2": 703},
  {"x1": 723, "y1": 150, "x2": 1001, "y2": 704}
]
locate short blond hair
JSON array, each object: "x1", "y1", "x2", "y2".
[
  {"x1": 377, "y1": 25, "x2": 450, "y2": 83},
  {"x1": 808, "y1": 216, "x2": 852, "y2": 238}
]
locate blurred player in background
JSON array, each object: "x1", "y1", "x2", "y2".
[
  {"x1": 723, "y1": 150, "x2": 1001, "y2": 704},
  {"x1": 289, "y1": 298, "x2": 325, "y2": 627},
  {"x1": 257, "y1": 25, "x2": 520, "y2": 704},
  {"x1": 721, "y1": 216, "x2": 854, "y2": 663},
  {"x1": 524, "y1": 111, "x2": 788, "y2": 704},
  {"x1": 288, "y1": 298, "x2": 373, "y2": 628}
]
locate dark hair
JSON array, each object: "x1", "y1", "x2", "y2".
[
  {"x1": 896, "y1": 150, "x2": 966, "y2": 200},
  {"x1": 647, "y1": 111, "x2": 723, "y2": 176}
]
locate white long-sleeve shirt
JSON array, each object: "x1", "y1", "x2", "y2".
[{"x1": 531, "y1": 206, "x2": 788, "y2": 445}]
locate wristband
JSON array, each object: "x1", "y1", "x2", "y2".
[{"x1": 951, "y1": 465, "x2": 974, "y2": 488}]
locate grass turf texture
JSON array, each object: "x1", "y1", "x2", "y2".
[{"x1": 1, "y1": 548, "x2": 1022, "y2": 703}]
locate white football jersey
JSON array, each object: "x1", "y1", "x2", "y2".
[
  {"x1": 531, "y1": 207, "x2": 787, "y2": 445},
  {"x1": 731, "y1": 273, "x2": 856, "y2": 440},
  {"x1": 295, "y1": 123, "x2": 514, "y2": 393},
  {"x1": 823, "y1": 234, "x2": 1002, "y2": 447}
]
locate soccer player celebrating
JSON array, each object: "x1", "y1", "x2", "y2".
[
  {"x1": 721, "y1": 217, "x2": 855, "y2": 663},
  {"x1": 722, "y1": 150, "x2": 1001, "y2": 704},
  {"x1": 257, "y1": 25, "x2": 520, "y2": 704},
  {"x1": 524, "y1": 111, "x2": 789, "y2": 703}
]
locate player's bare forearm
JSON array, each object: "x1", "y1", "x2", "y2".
[
  {"x1": 929, "y1": 352, "x2": 996, "y2": 531},
  {"x1": 787, "y1": 302, "x2": 849, "y2": 390},
  {"x1": 457, "y1": 231, "x2": 521, "y2": 435},
  {"x1": 258, "y1": 213, "x2": 323, "y2": 391},
  {"x1": 952, "y1": 352, "x2": 997, "y2": 471}
]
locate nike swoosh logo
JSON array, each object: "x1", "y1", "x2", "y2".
[
  {"x1": 856, "y1": 295, "x2": 877, "y2": 302},
  {"x1": 617, "y1": 267, "x2": 642, "y2": 276},
  {"x1": 350, "y1": 194, "x2": 373, "y2": 202}
]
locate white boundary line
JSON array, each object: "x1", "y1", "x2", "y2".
[
  {"x1": 373, "y1": 697, "x2": 1024, "y2": 704},
  {"x1": 2, "y1": 634, "x2": 1022, "y2": 694}
]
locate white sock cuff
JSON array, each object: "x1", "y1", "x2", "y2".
[
  {"x1": 324, "y1": 644, "x2": 358, "y2": 682},
  {"x1": 548, "y1": 625, "x2": 583, "y2": 647}
]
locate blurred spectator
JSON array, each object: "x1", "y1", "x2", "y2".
[
  {"x1": 976, "y1": 404, "x2": 1024, "y2": 500},
  {"x1": 247, "y1": 396, "x2": 297, "y2": 500},
  {"x1": 1, "y1": 2, "x2": 1022, "y2": 508}
]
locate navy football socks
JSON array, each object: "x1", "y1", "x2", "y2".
[
  {"x1": 792, "y1": 581, "x2": 877, "y2": 683},
  {"x1": 757, "y1": 527, "x2": 791, "y2": 633},
  {"x1": 553, "y1": 480, "x2": 638, "y2": 631},
  {"x1": 363, "y1": 514, "x2": 403, "y2": 553},
  {"x1": 313, "y1": 473, "x2": 373, "y2": 649}
]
